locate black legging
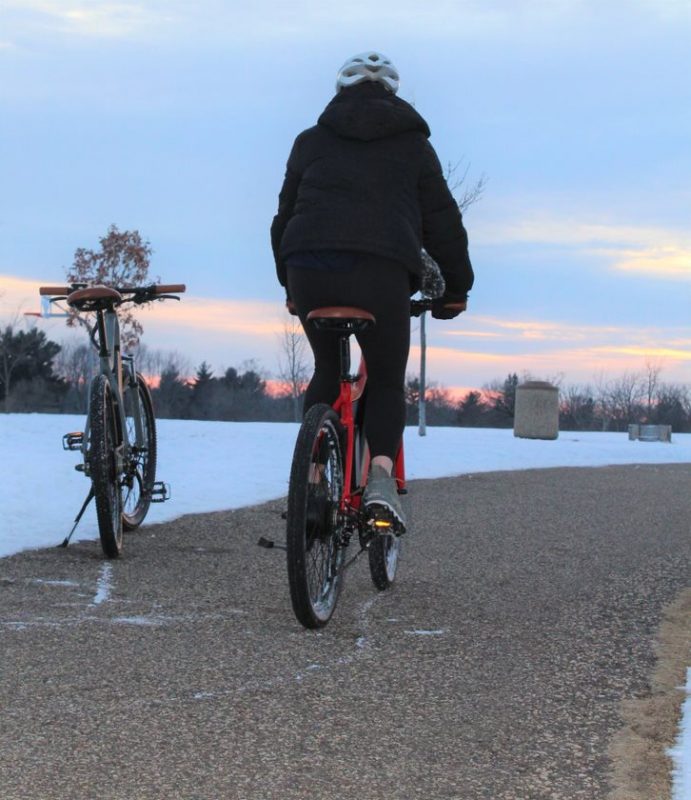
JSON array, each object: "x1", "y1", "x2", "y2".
[{"x1": 287, "y1": 255, "x2": 411, "y2": 461}]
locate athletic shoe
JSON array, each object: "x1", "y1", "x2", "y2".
[{"x1": 363, "y1": 465, "x2": 406, "y2": 533}]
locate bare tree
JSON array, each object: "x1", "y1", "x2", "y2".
[
  {"x1": 417, "y1": 160, "x2": 486, "y2": 436},
  {"x1": 65, "y1": 224, "x2": 155, "y2": 349},
  {"x1": 277, "y1": 318, "x2": 310, "y2": 422},
  {"x1": 445, "y1": 159, "x2": 488, "y2": 213},
  {"x1": 559, "y1": 384, "x2": 596, "y2": 431},
  {"x1": 131, "y1": 344, "x2": 191, "y2": 389},
  {"x1": 54, "y1": 341, "x2": 96, "y2": 413},
  {"x1": 643, "y1": 359, "x2": 664, "y2": 421},
  {"x1": 596, "y1": 371, "x2": 645, "y2": 431},
  {"x1": 654, "y1": 383, "x2": 691, "y2": 431}
]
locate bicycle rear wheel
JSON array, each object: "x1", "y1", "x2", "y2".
[
  {"x1": 286, "y1": 404, "x2": 345, "y2": 629},
  {"x1": 88, "y1": 375, "x2": 123, "y2": 558},
  {"x1": 122, "y1": 373, "x2": 156, "y2": 531}
]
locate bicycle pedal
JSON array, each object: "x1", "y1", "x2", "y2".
[
  {"x1": 366, "y1": 507, "x2": 405, "y2": 536},
  {"x1": 366, "y1": 508, "x2": 394, "y2": 529},
  {"x1": 257, "y1": 536, "x2": 287, "y2": 551},
  {"x1": 63, "y1": 432, "x2": 84, "y2": 451},
  {"x1": 74, "y1": 463, "x2": 86, "y2": 473},
  {"x1": 150, "y1": 481, "x2": 171, "y2": 503}
]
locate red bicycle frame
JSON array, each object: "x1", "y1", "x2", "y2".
[{"x1": 331, "y1": 354, "x2": 406, "y2": 517}]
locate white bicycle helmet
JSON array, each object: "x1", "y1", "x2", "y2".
[{"x1": 335, "y1": 51, "x2": 400, "y2": 94}]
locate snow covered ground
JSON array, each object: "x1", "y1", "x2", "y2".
[
  {"x1": 1, "y1": 413, "x2": 690, "y2": 792},
  {"x1": 2, "y1": 414, "x2": 689, "y2": 560}
]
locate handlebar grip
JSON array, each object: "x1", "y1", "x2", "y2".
[
  {"x1": 153, "y1": 284, "x2": 186, "y2": 294},
  {"x1": 39, "y1": 286, "x2": 71, "y2": 296}
]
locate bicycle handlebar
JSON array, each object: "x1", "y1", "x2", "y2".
[
  {"x1": 410, "y1": 299, "x2": 431, "y2": 317},
  {"x1": 151, "y1": 284, "x2": 186, "y2": 295},
  {"x1": 410, "y1": 298, "x2": 467, "y2": 317},
  {"x1": 39, "y1": 286, "x2": 71, "y2": 296},
  {"x1": 286, "y1": 298, "x2": 466, "y2": 318},
  {"x1": 38, "y1": 283, "x2": 186, "y2": 301}
]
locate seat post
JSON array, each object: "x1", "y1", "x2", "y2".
[
  {"x1": 339, "y1": 333, "x2": 351, "y2": 380},
  {"x1": 95, "y1": 309, "x2": 110, "y2": 359},
  {"x1": 305, "y1": 307, "x2": 376, "y2": 382}
]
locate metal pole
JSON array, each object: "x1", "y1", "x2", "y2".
[{"x1": 418, "y1": 310, "x2": 427, "y2": 437}]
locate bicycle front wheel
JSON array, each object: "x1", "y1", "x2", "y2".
[
  {"x1": 122, "y1": 373, "x2": 157, "y2": 531},
  {"x1": 88, "y1": 375, "x2": 123, "y2": 558},
  {"x1": 368, "y1": 532, "x2": 401, "y2": 590},
  {"x1": 286, "y1": 404, "x2": 345, "y2": 629}
]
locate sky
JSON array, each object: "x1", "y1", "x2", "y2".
[{"x1": 0, "y1": 0, "x2": 689, "y2": 392}]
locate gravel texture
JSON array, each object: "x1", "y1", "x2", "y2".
[{"x1": 1, "y1": 463, "x2": 690, "y2": 800}]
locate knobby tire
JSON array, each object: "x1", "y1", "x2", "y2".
[
  {"x1": 368, "y1": 531, "x2": 401, "y2": 590},
  {"x1": 353, "y1": 399, "x2": 401, "y2": 591},
  {"x1": 89, "y1": 375, "x2": 123, "y2": 558},
  {"x1": 122, "y1": 373, "x2": 157, "y2": 531},
  {"x1": 286, "y1": 404, "x2": 345, "y2": 629}
]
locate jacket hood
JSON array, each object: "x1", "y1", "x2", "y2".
[{"x1": 317, "y1": 82, "x2": 431, "y2": 142}]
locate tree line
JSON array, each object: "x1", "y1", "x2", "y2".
[
  {"x1": 407, "y1": 369, "x2": 691, "y2": 432},
  {"x1": 1, "y1": 323, "x2": 689, "y2": 432}
]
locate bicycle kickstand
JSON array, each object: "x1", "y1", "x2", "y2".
[{"x1": 59, "y1": 486, "x2": 95, "y2": 548}]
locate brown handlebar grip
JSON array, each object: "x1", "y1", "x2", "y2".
[
  {"x1": 39, "y1": 286, "x2": 71, "y2": 296},
  {"x1": 153, "y1": 284, "x2": 186, "y2": 294}
]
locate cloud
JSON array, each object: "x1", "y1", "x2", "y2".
[
  {"x1": 6, "y1": 0, "x2": 687, "y2": 46},
  {"x1": 479, "y1": 215, "x2": 691, "y2": 281},
  {"x1": 2, "y1": 1, "x2": 170, "y2": 40},
  {"x1": 0, "y1": 274, "x2": 292, "y2": 336},
  {"x1": 481, "y1": 217, "x2": 685, "y2": 250},
  {"x1": 3, "y1": 274, "x2": 689, "y2": 389},
  {"x1": 423, "y1": 312, "x2": 691, "y2": 384},
  {"x1": 444, "y1": 316, "x2": 628, "y2": 344},
  {"x1": 609, "y1": 246, "x2": 691, "y2": 280},
  {"x1": 590, "y1": 345, "x2": 691, "y2": 362},
  {"x1": 416, "y1": 340, "x2": 690, "y2": 388},
  {"x1": 149, "y1": 297, "x2": 289, "y2": 338}
]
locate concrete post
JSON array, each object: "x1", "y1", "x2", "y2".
[
  {"x1": 629, "y1": 424, "x2": 672, "y2": 442},
  {"x1": 513, "y1": 381, "x2": 559, "y2": 440}
]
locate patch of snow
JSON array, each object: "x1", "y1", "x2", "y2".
[
  {"x1": 404, "y1": 629, "x2": 446, "y2": 636},
  {"x1": 669, "y1": 669, "x2": 691, "y2": 799},
  {"x1": 91, "y1": 562, "x2": 113, "y2": 606},
  {"x1": 2, "y1": 415, "x2": 689, "y2": 560}
]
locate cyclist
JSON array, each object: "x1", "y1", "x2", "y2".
[{"x1": 271, "y1": 51, "x2": 474, "y2": 531}]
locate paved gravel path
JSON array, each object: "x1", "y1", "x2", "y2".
[{"x1": 1, "y1": 464, "x2": 690, "y2": 800}]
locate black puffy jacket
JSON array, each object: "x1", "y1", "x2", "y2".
[{"x1": 271, "y1": 82, "x2": 474, "y2": 298}]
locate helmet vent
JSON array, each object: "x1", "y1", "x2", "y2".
[{"x1": 335, "y1": 51, "x2": 400, "y2": 94}]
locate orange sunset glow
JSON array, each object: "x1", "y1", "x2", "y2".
[{"x1": 2, "y1": 273, "x2": 689, "y2": 390}]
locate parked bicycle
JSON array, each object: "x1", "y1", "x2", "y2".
[
  {"x1": 275, "y1": 297, "x2": 460, "y2": 628},
  {"x1": 38, "y1": 282, "x2": 186, "y2": 558}
]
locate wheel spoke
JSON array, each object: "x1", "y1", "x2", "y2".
[
  {"x1": 89, "y1": 376, "x2": 123, "y2": 558},
  {"x1": 121, "y1": 375, "x2": 157, "y2": 531},
  {"x1": 286, "y1": 405, "x2": 345, "y2": 628}
]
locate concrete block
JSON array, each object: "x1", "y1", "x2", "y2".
[
  {"x1": 629, "y1": 424, "x2": 672, "y2": 442},
  {"x1": 514, "y1": 381, "x2": 559, "y2": 440}
]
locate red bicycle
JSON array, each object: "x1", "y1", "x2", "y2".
[{"x1": 284, "y1": 298, "x2": 450, "y2": 628}]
